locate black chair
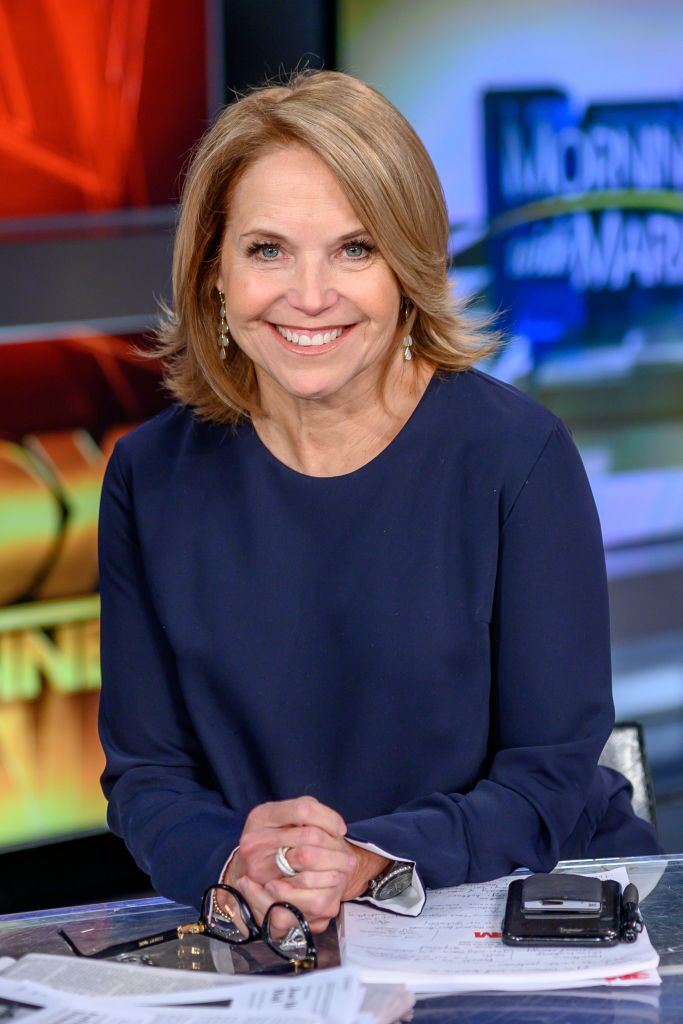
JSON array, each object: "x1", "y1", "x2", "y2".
[{"x1": 599, "y1": 721, "x2": 658, "y2": 832}]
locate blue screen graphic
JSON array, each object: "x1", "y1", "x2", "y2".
[{"x1": 484, "y1": 88, "x2": 683, "y2": 359}]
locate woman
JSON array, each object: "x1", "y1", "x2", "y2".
[{"x1": 99, "y1": 71, "x2": 661, "y2": 935}]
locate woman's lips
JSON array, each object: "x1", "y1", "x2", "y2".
[{"x1": 266, "y1": 321, "x2": 355, "y2": 354}]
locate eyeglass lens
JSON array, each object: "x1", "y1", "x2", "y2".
[
  {"x1": 204, "y1": 887, "x2": 255, "y2": 943},
  {"x1": 263, "y1": 904, "x2": 311, "y2": 960},
  {"x1": 204, "y1": 886, "x2": 313, "y2": 965}
]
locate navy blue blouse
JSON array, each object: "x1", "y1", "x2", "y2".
[{"x1": 99, "y1": 368, "x2": 661, "y2": 910}]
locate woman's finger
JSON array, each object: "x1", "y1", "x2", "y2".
[
  {"x1": 238, "y1": 827, "x2": 353, "y2": 884},
  {"x1": 282, "y1": 845, "x2": 356, "y2": 877},
  {"x1": 234, "y1": 875, "x2": 273, "y2": 926},
  {"x1": 264, "y1": 877, "x2": 343, "y2": 922},
  {"x1": 241, "y1": 825, "x2": 346, "y2": 859},
  {"x1": 307, "y1": 917, "x2": 334, "y2": 935},
  {"x1": 270, "y1": 868, "x2": 348, "y2": 891},
  {"x1": 244, "y1": 796, "x2": 346, "y2": 837},
  {"x1": 236, "y1": 876, "x2": 336, "y2": 937}
]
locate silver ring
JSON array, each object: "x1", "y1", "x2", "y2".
[{"x1": 275, "y1": 846, "x2": 297, "y2": 877}]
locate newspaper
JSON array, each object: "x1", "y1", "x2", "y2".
[
  {"x1": 0, "y1": 955, "x2": 243, "y2": 998},
  {"x1": 0, "y1": 955, "x2": 413, "y2": 1024},
  {"x1": 341, "y1": 867, "x2": 661, "y2": 993},
  {"x1": 2, "y1": 1006, "x2": 321, "y2": 1024}
]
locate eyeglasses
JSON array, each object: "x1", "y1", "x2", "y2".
[{"x1": 59, "y1": 883, "x2": 317, "y2": 974}]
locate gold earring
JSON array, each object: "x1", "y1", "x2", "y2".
[
  {"x1": 401, "y1": 298, "x2": 413, "y2": 361},
  {"x1": 218, "y1": 290, "x2": 230, "y2": 359}
]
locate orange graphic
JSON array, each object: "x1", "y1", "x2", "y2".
[
  {"x1": 0, "y1": 424, "x2": 125, "y2": 844},
  {"x1": 0, "y1": 0, "x2": 208, "y2": 217},
  {"x1": 0, "y1": 332, "x2": 168, "y2": 845},
  {"x1": 0, "y1": 427, "x2": 127, "y2": 605},
  {"x1": 0, "y1": 0, "x2": 209, "y2": 846}
]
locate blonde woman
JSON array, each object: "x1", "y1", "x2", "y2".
[{"x1": 99, "y1": 72, "x2": 660, "y2": 937}]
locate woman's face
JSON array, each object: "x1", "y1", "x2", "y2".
[{"x1": 216, "y1": 143, "x2": 402, "y2": 407}]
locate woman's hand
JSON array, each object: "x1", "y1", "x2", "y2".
[
  {"x1": 223, "y1": 796, "x2": 389, "y2": 933},
  {"x1": 226, "y1": 796, "x2": 351, "y2": 887},
  {"x1": 258, "y1": 843, "x2": 390, "y2": 933}
]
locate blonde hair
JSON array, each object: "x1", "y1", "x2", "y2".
[{"x1": 156, "y1": 70, "x2": 500, "y2": 423}]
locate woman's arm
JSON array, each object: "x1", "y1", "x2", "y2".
[
  {"x1": 99, "y1": 444, "x2": 249, "y2": 909},
  {"x1": 100, "y1": 445, "x2": 379, "y2": 923},
  {"x1": 100, "y1": 443, "x2": 403, "y2": 924},
  {"x1": 344, "y1": 420, "x2": 615, "y2": 887}
]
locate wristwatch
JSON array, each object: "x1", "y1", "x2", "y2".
[{"x1": 363, "y1": 860, "x2": 414, "y2": 901}]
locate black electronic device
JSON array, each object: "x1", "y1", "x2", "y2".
[{"x1": 502, "y1": 873, "x2": 625, "y2": 947}]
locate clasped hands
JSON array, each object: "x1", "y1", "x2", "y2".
[{"x1": 223, "y1": 796, "x2": 389, "y2": 933}]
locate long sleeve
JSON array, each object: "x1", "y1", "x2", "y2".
[
  {"x1": 345, "y1": 420, "x2": 615, "y2": 886},
  {"x1": 98, "y1": 381, "x2": 656, "y2": 910},
  {"x1": 98, "y1": 444, "x2": 244, "y2": 910}
]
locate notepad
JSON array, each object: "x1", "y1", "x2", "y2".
[{"x1": 340, "y1": 867, "x2": 660, "y2": 994}]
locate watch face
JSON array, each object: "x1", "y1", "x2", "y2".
[{"x1": 378, "y1": 869, "x2": 412, "y2": 900}]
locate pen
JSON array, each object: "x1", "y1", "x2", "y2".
[{"x1": 620, "y1": 883, "x2": 644, "y2": 943}]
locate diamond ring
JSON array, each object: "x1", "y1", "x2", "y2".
[{"x1": 275, "y1": 846, "x2": 297, "y2": 877}]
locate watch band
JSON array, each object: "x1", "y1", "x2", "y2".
[{"x1": 363, "y1": 860, "x2": 414, "y2": 901}]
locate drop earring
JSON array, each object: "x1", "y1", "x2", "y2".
[
  {"x1": 401, "y1": 297, "x2": 413, "y2": 362},
  {"x1": 218, "y1": 290, "x2": 230, "y2": 359}
]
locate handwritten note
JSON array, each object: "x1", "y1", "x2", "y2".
[{"x1": 340, "y1": 868, "x2": 660, "y2": 993}]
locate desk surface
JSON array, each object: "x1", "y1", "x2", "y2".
[{"x1": 1, "y1": 855, "x2": 682, "y2": 1022}]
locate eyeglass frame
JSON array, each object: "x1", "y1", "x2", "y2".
[{"x1": 58, "y1": 882, "x2": 317, "y2": 974}]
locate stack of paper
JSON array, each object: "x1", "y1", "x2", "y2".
[
  {"x1": 340, "y1": 867, "x2": 660, "y2": 994},
  {"x1": 0, "y1": 954, "x2": 414, "y2": 1024}
]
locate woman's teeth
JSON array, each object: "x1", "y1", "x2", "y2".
[{"x1": 275, "y1": 325, "x2": 345, "y2": 346}]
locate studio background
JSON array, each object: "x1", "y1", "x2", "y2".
[{"x1": 0, "y1": 0, "x2": 680, "y2": 911}]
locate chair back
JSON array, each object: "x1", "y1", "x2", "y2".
[{"x1": 598, "y1": 721, "x2": 658, "y2": 831}]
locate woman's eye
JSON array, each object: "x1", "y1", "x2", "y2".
[
  {"x1": 246, "y1": 242, "x2": 281, "y2": 260},
  {"x1": 344, "y1": 242, "x2": 370, "y2": 259},
  {"x1": 246, "y1": 240, "x2": 374, "y2": 261}
]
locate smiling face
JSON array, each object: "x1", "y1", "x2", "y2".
[{"x1": 216, "y1": 143, "x2": 403, "y2": 408}]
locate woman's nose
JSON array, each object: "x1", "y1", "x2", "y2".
[{"x1": 286, "y1": 255, "x2": 338, "y2": 316}]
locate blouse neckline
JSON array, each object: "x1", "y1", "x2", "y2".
[{"x1": 247, "y1": 371, "x2": 440, "y2": 483}]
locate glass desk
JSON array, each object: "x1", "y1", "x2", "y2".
[{"x1": 0, "y1": 855, "x2": 682, "y2": 1022}]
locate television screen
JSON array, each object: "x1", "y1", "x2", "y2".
[
  {"x1": 339, "y1": 0, "x2": 683, "y2": 788},
  {"x1": 0, "y1": 0, "x2": 217, "y2": 849}
]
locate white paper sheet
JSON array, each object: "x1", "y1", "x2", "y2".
[
  {"x1": 1, "y1": 954, "x2": 244, "y2": 996},
  {"x1": 124, "y1": 967, "x2": 365, "y2": 1024},
  {"x1": 0, "y1": 991, "x2": 322, "y2": 1024},
  {"x1": 26, "y1": 1009, "x2": 323, "y2": 1024},
  {"x1": 0, "y1": 957, "x2": 365, "y2": 1024},
  {"x1": 341, "y1": 867, "x2": 660, "y2": 993}
]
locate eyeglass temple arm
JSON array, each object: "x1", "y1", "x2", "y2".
[
  {"x1": 58, "y1": 923, "x2": 204, "y2": 959},
  {"x1": 254, "y1": 960, "x2": 312, "y2": 975}
]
